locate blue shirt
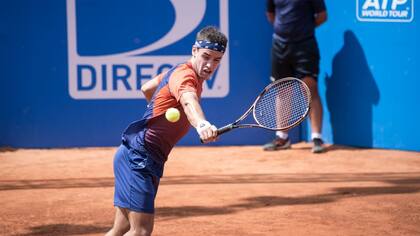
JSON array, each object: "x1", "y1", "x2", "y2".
[{"x1": 267, "y1": 0, "x2": 326, "y2": 43}]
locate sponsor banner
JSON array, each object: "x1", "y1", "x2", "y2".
[
  {"x1": 356, "y1": 0, "x2": 414, "y2": 22},
  {"x1": 67, "y1": 0, "x2": 230, "y2": 99}
]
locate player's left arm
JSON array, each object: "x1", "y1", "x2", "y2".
[
  {"x1": 180, "y1": 92, "x2": 217, "y2": 143},
  {"x1": 180, "y1": 92, "x2": 205, "y2": 127}
]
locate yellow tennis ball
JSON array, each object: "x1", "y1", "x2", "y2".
[{"x1": 165, "y1": 107, "x2": 180, "y2": 122}]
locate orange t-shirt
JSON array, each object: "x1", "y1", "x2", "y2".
[{"x1": 122, "y1": 62, "x2": 203, "y2": 164}]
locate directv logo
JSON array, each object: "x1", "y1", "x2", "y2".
[
  {"x1": 356, "y1": 0, "x2": 414, "y2": 22},
  {"x1": 66, "y1": 0, "x2": 230, "y2": 99}
]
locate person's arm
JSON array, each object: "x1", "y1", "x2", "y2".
[
  {"x1": 179, "y1": 91, "x2": 217, "y2": 143},
  {"x1": 266, "y1": 0, "x2": 275, "y2": 24},
  {"x1": 266, "y1": 12, "x2": 275, "y2": 24},
  {"x1": 141, "y1": 77, "x2": 161, "y2": 102},
  {"x1": 314, "y1": 10, "x2": 327, "y2": 27}
]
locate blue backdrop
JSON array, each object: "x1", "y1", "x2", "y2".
[
  {"x1": 0, "y1": 0, "x2": 418, "y2": 151},
  {"x1": 314, "y1": 0, "x2": 419, "y2": 151}
]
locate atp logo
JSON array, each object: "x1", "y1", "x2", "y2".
[
  {"x1": 356, "y1": 0, "x2": 414, "y2": 22},
  {"x1": 66, "y1": 0, "x2": 230, "y2": 99}
]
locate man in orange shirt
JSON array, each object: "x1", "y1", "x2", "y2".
[{"x1": 105, "y1": 26, "x2": 227, "y2": 236}]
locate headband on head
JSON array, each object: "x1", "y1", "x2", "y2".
[{"x1": 194, "y1": 40, "x2": 226, "y2": 53}]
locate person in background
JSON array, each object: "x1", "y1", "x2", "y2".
[{"x1": 264, "y1": 0, "x2": 327, "y2": 153}]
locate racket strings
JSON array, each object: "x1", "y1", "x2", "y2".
[{"x1": 253, "y1": 79, "x2": 310, "y2": 130}]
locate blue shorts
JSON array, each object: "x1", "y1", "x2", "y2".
[{"x1": 113, "y1": 144, "x2": 161, "y2": 214}]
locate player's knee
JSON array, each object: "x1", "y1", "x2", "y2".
[
  {"x1": 105, "y1": 226, "x2": 129, "y2": 236},
  {"x1": 130, "y1": 227, "x2": 153, "y2": 236},
  {"x1": 118, "y1": 225, "x2": 130, "y2": 235}
]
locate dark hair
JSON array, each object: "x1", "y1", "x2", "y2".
[{"x1": 196, "y1": 26, "x2": 228, "y2": 48}]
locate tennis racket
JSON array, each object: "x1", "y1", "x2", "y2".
[{"x1": 215, "y1": 77, "x2": 311, "y2": 138}]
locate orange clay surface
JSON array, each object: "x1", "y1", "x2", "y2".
[{"x1": 1, "y1": 143, "x2": 420, "y2": 236}]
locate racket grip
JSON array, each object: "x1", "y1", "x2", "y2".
[
  {"x1": 216, "y1": 124, "x2": 234, "y2": 135},
  {"x1": 199, "y1": 124, "x2": 234, "y2": 143}
]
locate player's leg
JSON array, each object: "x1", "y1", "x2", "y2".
[
  {"x1": 110, "y1": 144, "x2": 161, "y2": 235},
  {"x1": 122, "y1": 172, "x2": 159, "y2": 236},
  {"x1": 294, "y1": 38, "x2": 325, "y2": 153},
  {"x1": 123, "y1": 173, "x2": 158, "y2": 236},
  {"x1": 105, "y1": 207, "x2": 130, "y2": 236},
  {"x1": 107, "y1": 145, "x2": 132, "y2": 235},
  {"x1": 124, "y1": 211, "x2": 154, "y2": 236},
  {"x1": 263, "y1": 37, "x2": 293, "y2": 151}
]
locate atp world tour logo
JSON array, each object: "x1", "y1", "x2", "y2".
[
  {"x1": 66, "y1": 0, "x2": 230, "y2": 99},
  {"x1": 357, "y1": 0, "x2": 414, "y2": 22}
]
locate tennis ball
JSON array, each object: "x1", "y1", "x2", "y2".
[{"x1": 165, "y1": 107, "x2": 180, "y2": 122}]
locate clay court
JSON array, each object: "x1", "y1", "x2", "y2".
[{"x1": 1, "y1": 143, "x2": 419, "y2": 236}]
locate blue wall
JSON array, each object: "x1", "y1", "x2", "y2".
[
  {"x1": 1, "y1": 0, "x2": 418, "y2": 151},
  {"x1": 312, "y1": 0, "x2": 419, "y2": 151},
  {"x1": 0, "y1": 0, "x2": 299, "y2": 148}
]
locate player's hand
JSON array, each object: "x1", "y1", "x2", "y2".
[{"x1": 196, "y1": 120, "x2": 218, "y2": 143}]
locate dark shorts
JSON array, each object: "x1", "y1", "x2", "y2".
[
  {"x1": 271, "y1": 36, "x2": 320, "y2": 81},
  {"x1": 113, "y1": 144, "x2": 161, "y2": 214}
]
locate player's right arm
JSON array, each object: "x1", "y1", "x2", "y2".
[
  {"x1": 179, "y1": 91, "x2": 217, "y2": 143},
  {"x1": 141, "y1": 75, "x2": 162, "y2": 102}
]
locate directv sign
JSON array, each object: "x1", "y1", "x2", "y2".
[
  {"x1": 66, "y1": 0, "x2": 230, "y2": 99},
  {"x1": 356, "y1": 0, "x2": 414, "y2": 22}
]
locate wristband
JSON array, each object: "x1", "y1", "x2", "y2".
[{"x1": 196, "y1": 120, "x2": 211, "y2": 134}]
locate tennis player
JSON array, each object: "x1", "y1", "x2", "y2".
[{"x1": 105, "y1": 26, "x2": 227, "y2": 236}]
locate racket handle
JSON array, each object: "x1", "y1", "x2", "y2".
[
  {"x1": 216, "y1": 124, "x2": 234, "y2": 136},
  {"x1": 199, "y1": 124, "x2": 234, "y2": 143}
]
